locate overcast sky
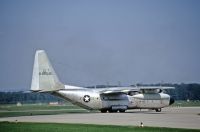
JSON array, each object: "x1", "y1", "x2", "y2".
[{"x1": 0, "y1": 0, "x2": 200, "y2": 91}]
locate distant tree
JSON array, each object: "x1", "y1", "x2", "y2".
[{"x1": 0, "y1": 83, "x2": 200, "y2": 104}]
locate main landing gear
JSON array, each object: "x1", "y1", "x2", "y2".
[
  {"x1": 100, "y1": 109, "x2": 107, "y2": 113},
  {"x1": 100, "y1": 109, "x2": 126, "y2": 113},
  {"x1": 155, "y1": 108, "x2": 162, "y2": 112}
]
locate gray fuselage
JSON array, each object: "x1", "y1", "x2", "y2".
[{"x1": 52, "y1": 85, "x2": 173, "y2": 112}]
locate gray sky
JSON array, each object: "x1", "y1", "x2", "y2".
[{"x1": 0, "y1": 0, "x2": 200, "y2": 91}]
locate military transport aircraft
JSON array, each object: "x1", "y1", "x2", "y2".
[{"x1": 31, "y1": 50, "x2": 175, "y2": 113}]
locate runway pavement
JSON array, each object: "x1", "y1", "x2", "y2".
[{"x1": 0, "y1": 107, "x2": 199, "y2": 129}]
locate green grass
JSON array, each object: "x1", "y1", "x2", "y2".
[
  {"x1": 0, "y1": 122, "x2": 199, "y2": 132},
  {"x1": 0, "y1": 109, "x2": 89, "y2": 117},
  {"x1": 0, "y1": 103, "x2": 79, "y2": 111},
  {"x1": 0, "y1": 104, "x2": 91, "y2": 117},
  {"x1": 171, "y1": 100, "x2": 200, "y2": 107}
]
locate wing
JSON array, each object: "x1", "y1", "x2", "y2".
[
  {"x1": 138, "y1": 86, "x2": 175, "y2": 90},
  {"x1": 98, "y1": 86, "x2": 175, "y2": 95},
  {"x1": 137, "y1": 86, "x2": 175, "y2": 93},
  {"x1": 98, "y1": 87, "x2": 139, "y2": 95}
]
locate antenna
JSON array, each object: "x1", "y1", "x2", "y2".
[
  {"x1": 106, "y1": 82, "x2": 109, "y2": 88},
  {"x1": 118, "y1": 81, "x2": 121, "y2": 87}
]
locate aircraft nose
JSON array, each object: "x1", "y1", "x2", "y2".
[{"x1": 169, "y1": 97, "x2": 175, "y2": 105}]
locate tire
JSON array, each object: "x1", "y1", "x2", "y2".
[
  {"x1": 155, "y1": 108, "x2": 161, "y2": 112},
  {"x1": 108, "y1": 109, "x2": 117, "y2": 113},
  {"x1": 100, "y1": 109, "x2": 107, "y2": 113},
  {"x1": 119, "y1": 109, "x2": 125, "y2": 113}
]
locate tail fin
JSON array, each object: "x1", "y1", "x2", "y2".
[{"x1": 31, "y1": 50, "x2": 64, "y2": 92}]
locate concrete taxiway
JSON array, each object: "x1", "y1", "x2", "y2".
[{"x1": 0, "y1": 107, "x2": 199, "y2": 129}]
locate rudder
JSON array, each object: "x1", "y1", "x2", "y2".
[{"x1": 31, "y1": 50, "x2": 64, "y2": 92}]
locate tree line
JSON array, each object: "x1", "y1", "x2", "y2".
[
  {"x1": 0, "y1": 92, "x2": 64, "y2": 104},
  {"x1": 0, "y1": 83, "x2": 199, "y2": 104}
]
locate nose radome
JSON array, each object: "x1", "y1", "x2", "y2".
[{"x1": 169, "y1": 97, "x2": 175, "y2": 105}]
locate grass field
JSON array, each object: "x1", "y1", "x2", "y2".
[
  {"x1": 0, "y1": 103, "x2": 90, "y2": 117},
  {"x1": 0, "y1": 103, "x2": 80, "y2": 111},
  {"x1": 0, "y1": 122, "x2": 199, "y2": 132},
  {"x1": 171, "y1": 100, "x2": 200, "y2": 107}
]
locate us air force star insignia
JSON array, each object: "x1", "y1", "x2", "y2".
[{"x1": 83, "y1": 95, "x2": 90, "y2": 102}]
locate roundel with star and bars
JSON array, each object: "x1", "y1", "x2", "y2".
[{"x1": 83, "y1": 95, "x2": 90, "y2": 103}]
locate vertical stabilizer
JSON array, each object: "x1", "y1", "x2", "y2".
[{"x1": 31, "y1": 50, "x2": 64, "y2": 92}]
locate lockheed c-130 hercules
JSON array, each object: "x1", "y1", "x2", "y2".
[{"x1": 31, "y1": 50, "x2": 175, "y2": 113}]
